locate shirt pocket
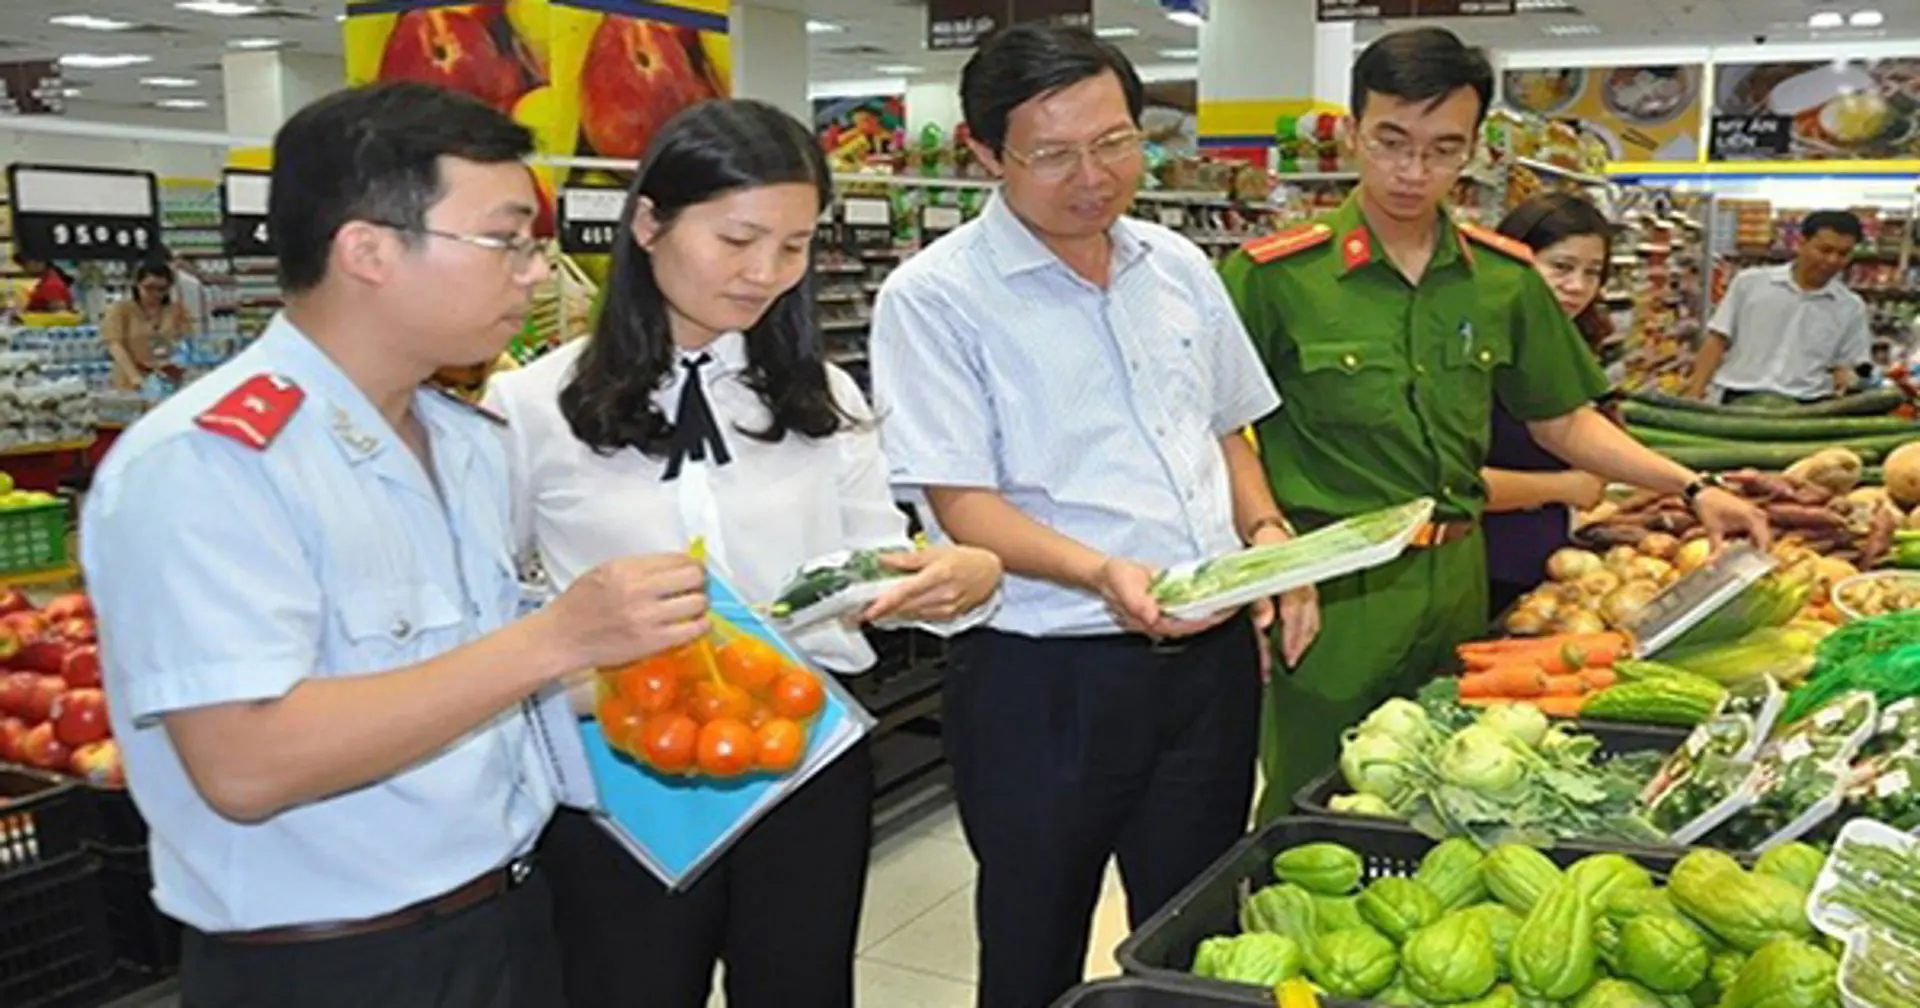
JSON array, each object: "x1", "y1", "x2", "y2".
[
  {"x1": 1289, "y1": 340, "x2": 1403, "y2": 430},
  {"x1": 1434, "y1": 323, "x2": 1514, "y2": 434},
  {"x1": 334, "y1": 583, "x2": 466, "y2": 671}
]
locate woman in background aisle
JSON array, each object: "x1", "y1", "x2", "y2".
[
  {"x1": 101, "y1": 260, "x2": 190, "y2": 390},
  {"x1": 1482, "y1": 193, "x2": 1617, "y2": 617},
  {"x1": 486, "y1": 99, "x2": 1002, "y2": 1008}
]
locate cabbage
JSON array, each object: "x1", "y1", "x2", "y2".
[
  {"x1": 1359, "y1": 698, "x2": 1434, "y2": 745},
  {"x1": 1479, "y1": 703, "x2": 1549, "y2": 749},
  {"x1": 1438, "y1": 725, "x2": 1529, "y2": 798},
  {"x1": 1341, "y1": 732, "x2": 1419, "y2": 801},
  {"x1": 1330, "y1": 793, "x2": 1398, "y2": 817}
]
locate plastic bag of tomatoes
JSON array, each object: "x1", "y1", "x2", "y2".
[{"x1": 594, "y1": 614, "x2": 828, "y2": 780}]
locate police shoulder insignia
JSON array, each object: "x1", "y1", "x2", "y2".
[
  {"x1": 195, "y1": 373, "x2": 305, "y2": 450},
  {"x1": 1242, "y1": 223, "x2": 1333, "y2": 264},
  {"x1": 1459, "y1": 222, "x2": 1536, "y2": 263}
]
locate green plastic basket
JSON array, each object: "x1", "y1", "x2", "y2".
[{"x1": 0, "y1": 501, "x2": 69, "y2": 574}]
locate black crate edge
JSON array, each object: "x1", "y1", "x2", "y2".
[
  {"x1": 0, "y1": 850, "x2": 116, "y2": 1008},
  {"x1": 95, "y1": 843, "x2": 178, "y2": 976},
  {"x1": 0, "y1": 765, "x2": 93, "y2": 881},
  {"x1": 1053, "y1": 976, "x2": 1367, "y2": 1007}
]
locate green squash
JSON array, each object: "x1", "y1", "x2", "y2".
[
  {"x1": 1753, "y1": 843, "x2": 1825, "y2": 893},
  {"x1": 1274, "y1": 842, "x2": 1364, "y2": 896},
  {"x1": 1511, "y1": 879, "x2": 1600, "y2": 1001},
  {"x1": 1717, "y1": 937, "x2": 1837, "y2": 1008},
  {"x1": 1240, "y1": 883, "x2": 1318, "y2": 954},
  {"x1": 1190, "y1": 932, "x2": 1303, "y2": 987},
  {"x1": 1359, "y1": 876, "x2": 1444, "y2": 944},
  {"x1": 1453, "y1": 904, "x2": 1525, "y2": 979},
  {"x1": 1668, "y1": 849, "x2": 1813, "y2": 953},
  {"x1": 1418, "y1": 837, "x2": 1491, "y2": 910},
  {"x1": 1614, "y1": 915, "x2": 1710, "y2": 994},
  {"x1": 1307, "y1": 927, "x2": 1399, "y2": 998},
  {"x1": 1485, "y1": 844, "x2": 1565, "y2": 915},
  {"x1": 1403, "y1": 912, "x2": 1499, "y2": 1004},
  {"x1": 1566, "y1": 853, "x2": 1653, "y2": 911},
  {"x1": 1314, "y1": 893, "x2": 1371, "y2": 934}
]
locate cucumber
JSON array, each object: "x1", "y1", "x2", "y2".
[
  {"x1": 1626, "y1": 387, "x2": 1910, "y2": 418},
  {"x1": 1621, "y1": 401, "x2": 1920, "y2": 441},
  {"x1": 1627, "y1": 425, "x2": 1725, "y2": 448},
  {"x1": 1656, "y1": 433, "x2": 1920, "y2": 470}
]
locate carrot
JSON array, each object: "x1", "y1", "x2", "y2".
[
  {"x1": 1457, "y1": 632, "x2": 1627, "y2": 658},
  {"x1": 1544, "y1": 674, "x2": 1588, "y2": 697},
  {"x1": 1458, "y1": 671, "x2": 1495, "y2": 699},
  {"x1": 1580, "y1": 667, "x2": 1619, "y2": 690},
  {"x1": 1534, "y1": 695, "x2": 1588, "y2": 718},
  {"x1": 1539, "y1": 647, "x2": 1582, "y2": 676},
  {"x1": 1574, "y1": 643, "x2": 1622, "y2": 668},
  {"x1": 1478, "y1": 663, "x2": 1549, "y2": 699},
  {"x1": 1461, "y1": 652, "x2": 1508, "y2": 672},
  {"x1": 1461, "y1": 697, "x2": 1514, "y2": 708}
]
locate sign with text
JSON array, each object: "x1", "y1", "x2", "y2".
[
  {"x1": 1709, "y1": 114, "x2": 1793, "y2": 161},
  {"x1": 1712, "y1": 59, "x2": 1920, "y2": 161},
  {"x1": 220, "y1": 169, "x2": 274, "y2": 257},
  {"x1": 929, "y1": 0, "x2": 1092, "y2": 50},
  {"x1": 0, "y1": 61, "x2": 62, "y2": 116},
  {"x1": 1317, "y1": 0, "x2": 1513, "y2": 19},
  {"x1": 559, "y1": 186, "x2": 628, "y2": 255},
  {"x1": 7, "y1": 165, "x2": 159, "y2": 262}
]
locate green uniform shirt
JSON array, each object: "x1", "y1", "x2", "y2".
[{"x1": 1221, "y1": 194, "x2": 1610, "y2": 525}]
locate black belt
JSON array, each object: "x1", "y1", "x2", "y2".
[{"x1": 213, "y1": 856, "x2": 535, "y2": 946}]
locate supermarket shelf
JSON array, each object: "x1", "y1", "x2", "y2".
[
  {"x1": 821, "y1": 319, "x2": 871, "y2": 333},
  {"x1": 1272, "y1": 170, "x2": 1361, "y2": 183},
  {"x1": 833, "y1": 172, "x2": 998, "y2": 191},
  {"x1": 1516, "y1": 156, "x2": 1609, "y2": 186},
  {"x1": 0, "y1": 564, "x2": 80, "y2": 587},
  {"x1": 0, "y1": 438, "x2": 95, "y2": 457}
]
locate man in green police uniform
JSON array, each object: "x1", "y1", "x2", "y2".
[{"x1": 1224, "y1": 27, "x2": 1772, "y2": 821}]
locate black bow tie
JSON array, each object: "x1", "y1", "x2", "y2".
[{"x1": 662, "y1": 353, "x2": 733, "y2": 481}]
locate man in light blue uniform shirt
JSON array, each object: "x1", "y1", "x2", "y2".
[
  {"x1": 870, "y1": 25, "x2": 1319, "y2": 1008},
  {"x1": 82, "y1": 82, "x2": 709, "y2": 1008}
]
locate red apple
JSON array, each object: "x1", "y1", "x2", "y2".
[
  {"x1": 578, "y1": 18, "x2": 707, "y2": 159},
  {"x1": 18, "y1": 675, "x2": 63, "y2": 724},
  {"x1": 15, "y1": 637, "x2": 69, "y2": 676},
  {"x1": 41, "y1": 594, "x2": 91, "y2": 624},
  {"x1": 51, "y1": 619, "x2": 94, "y2": 645},
  {"x1": 0, "y1": 588, "x2": 33, "y2": 618},
  {"x1": 0, "y1": 671, "x2": 30, "y2": 716},
  {"x1": 0, "y1": 716, "x2": 25, "y2": 761},
  {"x1": 69, "y1": 739, "x2": 122, "y2": 786},
  {"x1": 51, "y1": 688, "x2": 107, "y2": 748},
  {"x1": 19, "y1": 722, "x2": 69, "y2": 771},
  {"x1": 379, "y1": 8, "x2": 525, "y2": 112},
  {"x1": 1, "y1": 611, "x2": 47, "y2": 641},
  {"x1": 60, "y1": 645, "x2": 100, "y2": 690}
]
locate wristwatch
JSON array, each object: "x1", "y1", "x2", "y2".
[{"x1": 1682, "y1": 473, "x2": 1727, "y2": 507}]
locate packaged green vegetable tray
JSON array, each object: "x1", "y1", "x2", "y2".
[
  {"x1": 768, "y1": 547, "x2": 913, "y2": 630},
  {"x1": 1151, "y1": 498, "x2": 1434, "y2": 621}
]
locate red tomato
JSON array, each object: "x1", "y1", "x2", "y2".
[
  {"x1": 755, "y1": 718, "x2": 807, "y2": 773},
  {"x1": 622, "y1": 664, "x2": 679, "y2": 715},
  {"x1": 717, "y1": 637, "x2": 787, "y2": 693},
  {"x1": 696, "y1": 718, "x2": 756, "y2": 777},
  {"x1": 687, "y1": 681, "x2": 755, "y2": 724},
  {"x1": 638, "y1": 713, "x2": 700, "y2": 773},
  {"x1": 768, "y1": 671, "x2": 825, "y2": 721}
]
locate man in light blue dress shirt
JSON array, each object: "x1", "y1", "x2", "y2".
[
  {"x1": 870, "y1": 24, "x2": 1319, "y2": 1008},
  {"x1": 82, "y1": 82, "x2": 709, "y2": 1008}
]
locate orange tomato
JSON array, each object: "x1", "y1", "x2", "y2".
[
  {"x1": 615, "y1": 655, "x2": 680, "y2": 700},
  {"x1": 688, "y1": 681, "x2": 755, "y2": 724},
  {"x1": 595, "y1": 694, "x2": 646, "y2": 752},
  {"x1": 718, "y1": 636, "x2": 787, "y2": 693},
  {"x1": 638, "y1": 712, "x2": 700, "y2": 773},
  {"x1": 755, "y1": 718, "x2": 807, "y2": 773},
  {"x1": 768, "y1": 671, "x2": 825, "y2": 720},
  {"x1": 696, "y1": 718, "x2": 757, "y2": 777},
  {"x1": 620, "y1": 662, "x2": 680, "y2": 715}
]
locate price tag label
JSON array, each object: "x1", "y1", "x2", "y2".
[
  {"x1": 1780, "y1": 735, "x2": 1815, "y2": 763},
  {"x1": 1158, "y1": 207, "x2": 1187, "y2": 228},
  {"x1": 923, "y1": 205, "x2": 964, "y2": 233},
  {"x1": 842, "y1": 198, "x2": 892, "y2": 227},
  {"x1": 8, "y1": 164, "x2": 159, "y2": 262},
  {"x1": 1877, "y1": 768, "x2": 1912, "y2": 798},
  {"x1": 221, "y1": 169, "x2": 273, "y2": 257},
  {"x1": 559, "y1": 186, "x2": 628, "y2": 255}
]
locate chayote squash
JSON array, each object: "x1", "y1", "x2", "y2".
[
  {"x1": 1667, "y1": 849, "x2": 1812, "y2": 953},
  {"x1": 1573, "y1": 978, "x2": 1667, "y2": 1008},
  {"x1": 1458, "y1": 985, "x2": 1521, "y2": 1008},
  {"x1": 1418, "y1": 837, "x2": 1491, "y2": 910},
  {"x1": 1307, "y1": 926, "x2": 1399, "y2": 998},
  {"x1": 1190, "y1": 932, "x2": 1302, "y2": 987},
  {"x1": 1360, "y1": 876, "x2": 1444, "y2": 943},
  {"x1": 1241, "y1": 883, "x2": 1318, "y2": 953},
  {"x1": 1275, "y1": 842, "x2": 1364, "y2": 896},
  {"x1": 1614, "y1": 914, "x2": 1710, "y2": 994},
  {"x1": 1717, "y1": 937, "x2": 1837, "y2": 1008},
  {"x1": 1314, "y1": 893, "x2": 1370, "y2": 934},
  {"x1": 1373, "y1": 982, "x2": 1430, "y2": 1007},
  {"x1": 1403, "y1": 912, "x2": 1499, "y2": 1003},
  {"x1": 1453, "y1": 904, "x2": 1526, "y2": 978},
  {"x1": 1511, "y1": 879, "x2": 1599, "y2": 1001},
  {"x1": 1567, "y1": 853, "x2": 1653, "y2": 910},
  {"x1": 1605, "y1": 887, "x2": 1682, "y2": 926},
  {"x1": 1752, "y1": 842, "x2": 1825, "y2": 893},
  {"x1": 1708, "y1": 951, "x2": 1747, "y2": 993},
  {"x1": 1486, "y1": 844, "x2": 1565, "y2": 914}
]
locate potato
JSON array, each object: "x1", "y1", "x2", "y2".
[
  {"x1": 1545, "y1": 548, "x2": 1604, "y2": 582},
  {"x1": 1626, "y1": 556, "x2": 1676, "y2": 584},
  {"x1": 1577, "y1": 569, "x2": 1624, "y2": 599},
  {"x1": 1605, "y1": 545, "x2": 1641, "y2": 573},
  {"x1": 1558, "y1": 610, "x2": 1609, "y2": 635},
  {"x1": 1639, "y1": 532, "x2": 1680, "y2": 560},
  {"x1": 1505, "y1": 606, "x2": 1551, "y2": 636},
  {"x1": 1885, "y1": 443, "x2": 1920, "y2": 506},
  {"x1": 1675, "y1": 538, "x2": 1713, "y2": 574},
  {"x1": 1786, "y1": 447, "x2": 1865, "y2": 494}
]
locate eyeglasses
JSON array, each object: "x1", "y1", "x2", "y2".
[
  {"x1": 1359, "y1": 132, "x2": 1474, "y2": 172},
  {"x1": 374, "y1": 223, "x2": 553, "y2": 277},
  {"x1": 1004, "y1": 128, "x2": 1145, "y2": 180}
]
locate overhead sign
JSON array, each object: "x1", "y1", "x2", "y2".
[
  {"x1": 559, "y1": 185, "x2": 628, "y2": 255},
  {"x1": 1317, "y1": 0, "x2": 1514, "y2": 19},
  {"x1": 0, "y1": 61, "x2": 63, "y2": 116},
  {"x1": 220, "y1": 169, "x2": 274, "y2": 257},
  {"x1": 1709, "y1": 114, "x2": 1793, "y2": 161},
  {"x1": 6, "y1": 165, "x2": 159, "y2": 262},
  {"x1": 929, "y1": 0, "x2": 1093, "y2": 51}
]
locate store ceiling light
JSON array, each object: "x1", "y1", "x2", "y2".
[
  {"x1": 58, "y1": 53, "x2": 153, "y2": 69},
  {"x1": 805, "y1": 20, "x2": 842, "y2": 34},
  {"x1": 1541, "y1": 22, "x2": 1602, "y2": 36},
  {"x1": 1165, "y1": 11, "x2": 1205, "y2": 28},
  {"x1": 228, "y1": 37, "x2": 284, "y2": 49},
  {"x1": 140, "y1": 75, "x2": 199, "y2": 88},
  {"x1": 1850, "y1": 9, "x2": 1885, "y2": 27},
  {"x1": 61, "y1": 87, "x2": 83, "y2": 98},
  {"x1": 156, "y1": 97, "x2": 209, "y2": 109},
  {"x1": 175, "y1": 1, "x2": 266, "y2": 14},
  {"x1": 1158, "y1": 47, "x2": 1200, "y2": 60},
  {"x1": 874, "y1": 64, "x2": 924, "y2": 76},
  {"x1": 48, "y1": 14, "x2": 136, "y2": 32},
  {"x1": 1808, "y1": 11, "x2": 1845, "y2": 28},
  {"x1": 1095, "y1": 25, "x2": 1142, "y2": 39}
]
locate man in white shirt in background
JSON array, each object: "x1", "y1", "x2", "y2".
[{"x1": 1685, "y1": 210, "x2": 1872, "y2": 403}]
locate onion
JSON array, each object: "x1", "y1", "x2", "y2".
[
  {"x1": 1520, "y1": 593, "x2": 1561, "y2": 621},
  {"x1": 1627, "y1": 556, "x2": 1676, "y2": 585},
  {"x1": 1675, "y1": 538, "x2": 1713, "y2": 574},
  {"x1": 1546, "y1": 548, "x2": 1604, "y2": 582},
  {"x1": 1639, "y1": 533, "x2": 1680, "y2": 560},
  {"x1": 1559, "y1": 610, "x2": 1609, "y2": 635},
  {"x1": 1599, "y1": 581, "x2": 1662, "y2": 626},
  {"x1": 1505, "y1": 607, "x2": 1551, "y2": 636},
  {"x1": 1605, "y1": 545, "x2": 1641, "y2": 573},
  {"x1": 1577, "y1": 569, "x2": 1624, "y2": 600}
]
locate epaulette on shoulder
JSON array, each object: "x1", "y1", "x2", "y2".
[
  {"x1": 194, "y1": 373, "x2": 304, "y2": 451},
  {"x1": 1459, "y1": 222, "x2": 1536, "y2": 264},
  {"x1": 1241, "y1": 223, "x2": 1333, "y2": 265},
  {"x1": 427, "y1": 383, "x2": 507, "y2": 426}
]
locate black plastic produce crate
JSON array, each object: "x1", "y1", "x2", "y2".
[
  {"x1": 1117, "y1": 815, "x2": 1715, "y2": 1000},
  {"x1": 87, "y1": 785, "x2": 147, "y2": 849},
  {"x1": 0, "y1": 851, "x2": 115, "y2": 1008},
  {"x1": 1052, "y1": 976, "x2": 1361, "y2": 1007},
  {"x1": 0, "y1": 766, "x2": 93, "y2": 880},
  {"x1": 95, "y1": 844, "x2": 179, "y2": 976}
]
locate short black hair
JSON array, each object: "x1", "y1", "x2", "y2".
[
  {"x1": 960, "y1": 22, "x2": 1144, "y2": 154},
  {"x1": 1351, "y1": 27, "x2": 1495, "y2": 126},
  {"x1": 1802, "y1": 210, "x2": 1864, "y2": 243},
  {"x1": 269, "y1": 81, "x2": 533, "y2": 294}
]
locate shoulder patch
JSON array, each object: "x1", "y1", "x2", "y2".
[
  {"x1": 427, "y1": 383, "x2": 507, "y2": 426},
  {"x1": 1242, "y1": 223, "x2": 1333, "y2": 264},
  {"x1": 1458, "y1": 222, "x2": 1536, "y2": 264},
  {"x1": 195, "y1": 374, "x2": 305, "y2": 451}
]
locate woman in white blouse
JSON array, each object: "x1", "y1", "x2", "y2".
[{"x1": 486, "y1": 100, "x2": 1001, "y2": 1008}]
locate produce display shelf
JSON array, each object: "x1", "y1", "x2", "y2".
[
  {"x1": 0, "y1": 439, "x2": 95, "y2": 458},
  {"x1": 1117, "y1": 815, "x2": 1719, "y2": 1000},
  {"x1": 0, "y1": 564, "x2": 81, "y2": 588},
  {"x1": 1516, "y1": 156, "x2": 1609, "y2": 186}
]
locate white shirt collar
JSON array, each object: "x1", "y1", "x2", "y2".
[
  {"x1": 1769, "y1": 263, "x2": 1842, "y2": 299},
  {"x1": 674, "y1": 331, "x2": 748, "y2": 379}
]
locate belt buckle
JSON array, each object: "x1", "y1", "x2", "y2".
[
  {"x1": 507, "y1": 857, "x2": 533, "y2": 887},
  {"x1": 1149, "y1": 636, "x2": 1188, "y2": 657}
]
